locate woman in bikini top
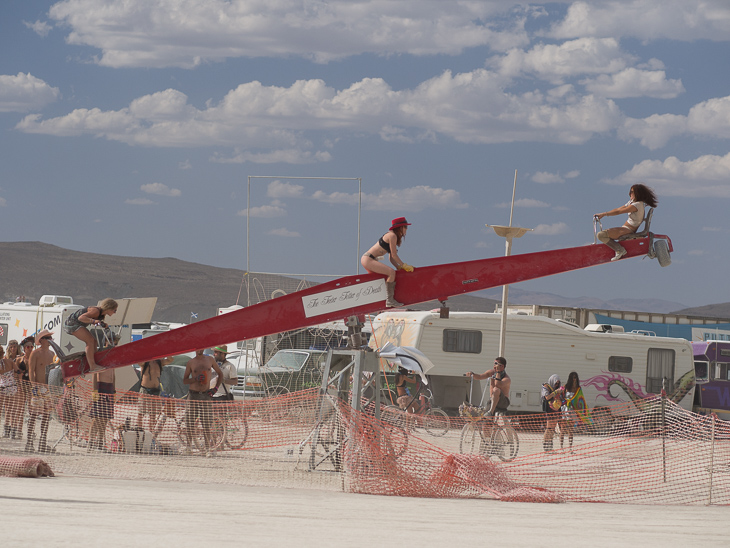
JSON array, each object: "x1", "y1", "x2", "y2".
[{"x1": 360, "y1": 217, "x2": 414, "y2": 308}]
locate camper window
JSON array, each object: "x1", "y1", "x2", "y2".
[
  {"x1": 608, "y1": 356, "x2": 632, "y2": 373},
  {"x1": 442, "y1": 329, "x2": 482, "y2": 354},
  {"x1": 715, "y1": 363, "x2": 730, "y2": 381},
  {"x1": 646, "y1": 348, "x2": 675, "y2": 394}
]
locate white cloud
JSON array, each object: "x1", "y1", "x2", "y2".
[
  {"x1": 24, "y1": 20, "x2": 52, "y2": 37},
  {"x1": 0, "y1": 73, "x2": 60, "y2": 112},
  {"x1": 141, "y1": 182, "x2": 181, "y2": 197},
  {"x1": 497, "y1": 198, "x2": 550, "y2": 208},
  {"x1": 48, "y1": 0, "x2": 528, "y2": 68},
  {"x1": 15, "y1": 67, "x2": 630, "y2": 154},
  {"x1": 125, "y1": 198, "x2": 155, "y2": 205},
  {"x1": 236, "y1": 204, "x2": 287, "y2": 217},
  {"x1": 604, "y1": 152, "x2": 730, "y2": 198},
  {"x1": 530, "y1": 169, "x2": 580, "y2": 185},
  {"x1": 492, "y1": 37, "x2": 633, "y2": 84},
  {"x1": 702, "y1": 227, "x2": 724, "y2": 232},
  {"x1": 311, "y1": 190, "x2": 359, "y2": 207},
  {"x1": 0, "y1": 197, "x2": 7, "y2": 207},
  {"x1": 621, "y1": 95, "x2": 730, "y2": 149},
  {"x1": 688, "y1": 249, "x2": 707, "y2": 256},
  {"x1": 269, "y1": 227, "x2": 300, "y2": 238},
  {"x1": 532, "y1": 222, "x2": 569, "y2": 235},
  {"x1": 310, "y1": 185, "x2": 467, "y2": 212},
  {"x1": 619, "y1": 113, "x2": 688, "y2": 150},
  {"x1": 213, "y1": 149, "x2": 332, "y2": 164},
  {"x1": 687, "y1": 96, "x2": 730, "y2": 139},
  {"x1": 546, "y1": 0, "x2": 730, "y2": 42},
  {"x1": 179, "y1": 159, "x2": 192, "y2": 170},
  {"x1": 267, "y1": 180, "x2": 304, "y2": 199},
  {"x1": 581, "y1": 68, "x2": 684, "y2": 99}
]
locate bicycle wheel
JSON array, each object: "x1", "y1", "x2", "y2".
[
  {"x1": 490, "y1": 426, "x2": 519, "y2": 462},
  {"x1": 380, "y1": 418, "x2": 408, "y2": 459},
  {"x1": 381, "y1": 405, "x2": 407, "y2": 429},
  {"x1": 423, "y1": 408, "x2": 450, "y2": 436},
  {"x1": 189, "y1": 416, "x2": 224, "y2": 451},
  {"x1": 310, "y1": 408, "x2": 346, "y2": 471},
  {"x1": 459, "y1": 422, "x2": 484, "y2": 454},
  {"x1": 225, "y1": 414, "x2": 249, "y2": 450},
  {"x1": 208, "y1": 416, "x2": 225, "y2": 450}
]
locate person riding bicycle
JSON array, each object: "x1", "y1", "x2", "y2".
[
  {"x1": 395, "y1": 366, "x2": 420, "y2": 413},
  {"x1": 465, "y1": 356, "x2": 511, "y2": 417}
]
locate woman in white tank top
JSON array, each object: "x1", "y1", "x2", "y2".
[{"x1": 594, "y1": 183, "x2": 658, "y2": 261}]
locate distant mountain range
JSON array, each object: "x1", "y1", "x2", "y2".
[
  {"x1": 2, "y1": 241, "x2": 728, "y2": 323},
  {"x1": 477, "y1": 288, "x2": 688, "y2": 314}
]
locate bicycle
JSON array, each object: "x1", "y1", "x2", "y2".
[
  {"x1": 381, "y1": 388, "x2": 450, "y2": 437},
  {"x1": 207, "y1": 400, "x2": 249, "y2": 450},
  {"x1": 299, "y1": 393, "x2": 409, "y2": 472},
  {"x1": 459, "y1": 405, "x2": 519, "y2": 462}
]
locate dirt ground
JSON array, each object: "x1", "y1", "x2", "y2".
[{"x1": 1, "y1": 474, "x2": 728, "y2": 548}]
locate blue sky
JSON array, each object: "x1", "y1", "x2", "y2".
[{"x1": 1, "y1": 1, "x2": 729, "y2": 309}]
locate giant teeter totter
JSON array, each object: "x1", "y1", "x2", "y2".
[{"x1": 61, "y1": 234, "x2": 671, "y2": 379}]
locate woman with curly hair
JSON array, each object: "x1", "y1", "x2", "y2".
[{"x1": 595, "y1": 183, "x2": 658, "y2": 261}]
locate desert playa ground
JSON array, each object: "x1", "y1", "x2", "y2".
[{"x1": 1, "y1": 474, "x2": 727, "y2": 548}]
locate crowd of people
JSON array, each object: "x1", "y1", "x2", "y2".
[{"x1": 0, "y1": 309, "x2": 240, "y2": 457}]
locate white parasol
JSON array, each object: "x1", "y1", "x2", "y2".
[{"x1": 378, "y1": 342, "x2": 436, "y2": 385}]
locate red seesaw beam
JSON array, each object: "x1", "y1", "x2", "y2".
[{"x1": 62, "y1": 235, "x2": 670, "y2": 379}]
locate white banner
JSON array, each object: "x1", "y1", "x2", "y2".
[{"x1": 302, "y1": 279, "x2": 386, "y2": 318}]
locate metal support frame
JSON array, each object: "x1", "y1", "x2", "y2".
[{"x1": 299, "y1": 348, "x2": 381, "y2": 472}]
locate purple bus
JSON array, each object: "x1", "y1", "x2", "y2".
[{"x1": 692, "y1": 341, "x2": 730, "y2": 413}]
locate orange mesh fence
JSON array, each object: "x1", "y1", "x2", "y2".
[{"x1": 1, "y1": 379, "x2": 729, "y2": 505}]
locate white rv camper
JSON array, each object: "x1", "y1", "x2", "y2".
[
  {"x1": 0, "y1": 295, "x2": 157, "y2": 390},
  {"x1": 369, "y1": 310, "x2": 695, "y2": 414}
]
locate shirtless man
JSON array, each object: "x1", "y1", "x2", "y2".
[
  {"x1": 89, "y1": 367, "x2": 116, "y2": 451},
  {"x1": 136, "y1": 358, "x2": 166, "y2": 434},
  {"x1": 183, "y1": 349, "x2": 223, "y2": 456},
  {"x1": 465, "y1": 356, "x2": 511, "y2": 416},
  {"x1": 27, "y1": 330, "x2": 57, "y2": 453}
]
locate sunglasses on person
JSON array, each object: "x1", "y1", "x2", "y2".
[
  {"x1": 24, "y1": 344, "x2": 34, "y2": 349},
  {"x1": 42, "y1": 336, "x2": 52, "y2": 340}
]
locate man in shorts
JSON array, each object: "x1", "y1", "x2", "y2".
[
  {"x1": 27, "y1": 330, "x2": 57, "y2": 453},
  {"x1": 136, "y1": 358, "x2": 165, "y2": 435},
  {"x1": 465, "y1": 357, "x2": 511, "y2": 440},
  {"x1": 89, "y1": 368, "x2": 115, "y2": 451},
  {"x1": 465, "y1": 357, "x2": 511, "y2": 416},
  {"x1": 211, "y1": 345, "x2": 237, "y2": 402},
  {"x1": 183, "y1": 349, "x2": 223, "y2": 456}
]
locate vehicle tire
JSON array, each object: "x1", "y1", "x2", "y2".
[
  {"x1": 491, "y1": 426, "x2": 519, "y2": 462},
  {"x1": 460, "y1": 422, "x2": 484, "y2": 455},
  {"x1": 225, "y1": 414, "x2": 249, "y2": 450},
  {"x1": 423, "y1": 408, "x2": 450, "y2": 437},
  {"x1": 653, "y1": 239, "x2": 671, "y2": 267}
]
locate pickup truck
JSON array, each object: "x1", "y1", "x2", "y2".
[{"x1": 231, "y1": 348, "x2": 328, "y2": 399}]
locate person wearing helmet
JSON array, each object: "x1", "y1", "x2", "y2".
[
  {"x1": 361, "y1": 217, "x2": 414, "y2": 308},
  {"x1": 541, "y1": 374, "x2": 565, "y2": 452}
]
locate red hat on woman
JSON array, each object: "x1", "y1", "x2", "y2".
[{"x1": 390, "y1": 217, "x2": 411, "y2": 230}]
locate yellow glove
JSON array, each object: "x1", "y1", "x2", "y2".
[
  {"x1": 92, "y1": 390, "x2": 99, "y2": 402},
  {"x1": 400, "y1": 263, "x2": 414, "y2": 272}
]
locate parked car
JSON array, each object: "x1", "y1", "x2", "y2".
[{"x1": 232, "y1": 349, "x2": 328, "y2": 399}]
